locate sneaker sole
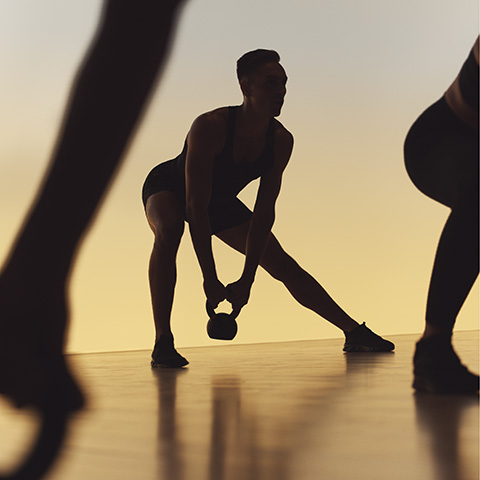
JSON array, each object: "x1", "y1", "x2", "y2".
[
  {"x1": 343, "y1": 344, "x2": 394, "y2": 353},
  {"x1": 150, "y1": 360, "x2": 189, "y2": 369}
]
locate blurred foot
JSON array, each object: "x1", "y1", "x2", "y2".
[
  {"x1": 0, "y1": 273, "x2": 85, "y2": 413},
  {"x1": 413, "y1": 335, "x2": 479, "y2": 394},
  {"x1": 343, "y1": 322, "x2": 395, "y2": 352},
  {"x1": 151, "y1": 333, "x2": 189, "y2": 368}
]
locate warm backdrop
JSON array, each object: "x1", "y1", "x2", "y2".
[{"x1": 0, "y1": 0, "x2": 478, "y2": 353}]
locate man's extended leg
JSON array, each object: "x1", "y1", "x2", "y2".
[{"x1": 216, "y1": 222, "x2": 394, "y2": 351}]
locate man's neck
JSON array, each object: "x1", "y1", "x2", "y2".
[{"x1": 237, "y1": 103, "x2": 271, "y2": 136}]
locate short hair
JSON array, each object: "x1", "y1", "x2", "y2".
[{"x1": 236, "y1": 49, "x2": 281, "y2": 82}]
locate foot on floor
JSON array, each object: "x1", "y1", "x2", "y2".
[
  {"x1": 343, "y1": 322, "x2": 395, "y2": 352},
  {"x1": 413, "y1": 335, "x2": 479, "y2": 395},
  {"x1": 151, "y1": 333, "x2": 189, "y2": 368}
]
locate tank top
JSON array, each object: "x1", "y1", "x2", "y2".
[
  {"x1": 458, "y1": 47, "x2": 479, "y2": 112},
  {"x1": 444, "y1": 38, "x2": 479, "y2": 129},
  {"x1": 174, "y1": 106, "x2": 276, "y2": 203}
]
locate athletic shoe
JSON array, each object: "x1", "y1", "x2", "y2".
[
  {"x1": 151, "y1": 333, "x2": 189, "y2": 368},
  {"x1": 413, "y1": 335, "x2": 479, "y2": 394},
  {"x1": 343, "y1": 322, "x2": 395, "y2": 352}
]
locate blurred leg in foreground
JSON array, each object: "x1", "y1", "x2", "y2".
[{"x1": 0, "y1": 0, "x2": 185, "y2": 476}]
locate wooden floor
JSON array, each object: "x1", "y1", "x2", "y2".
[{"x1": 0, "y1": 332, "x2": 478, "y2": 480}]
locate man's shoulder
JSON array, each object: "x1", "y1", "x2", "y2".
[
  {"x1": 188, "y1": 107, "x2": 230, "y2": 152},
  {"x1": 273, "y1": 119, "x2": 294, "y2": 149},
  {"x1": 193, "y1": 107, "x2": 230, "y2": 130}
]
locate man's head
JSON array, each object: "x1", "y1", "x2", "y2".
[
  {"x1": 237, "y1": 49, "x2": 287, "y2": 117},
  {"x1": 236, "y1": 49, "x2": 281, "y2": 82}
]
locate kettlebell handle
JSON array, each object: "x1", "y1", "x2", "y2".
[{"x1": 206, "y1": 300, "x2": 240, "y2": 320}]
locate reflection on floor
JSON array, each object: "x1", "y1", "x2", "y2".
[{"x1": 0, "y1": 332, "x2": 478, "y2": 480}]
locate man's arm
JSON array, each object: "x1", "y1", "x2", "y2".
[
  {"x1": 185, "y1": 112, "x2": 227, "y2": 308},
  {"x1": 227, "y1": 126, "x2": 294, "y2": 310}
]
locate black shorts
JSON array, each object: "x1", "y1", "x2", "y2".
[{"x1": 142, "y1": 161, "x2": 253, "y2": 235}]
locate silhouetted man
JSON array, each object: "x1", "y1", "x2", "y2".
[{"x1": 142, "y1": 49, "x2": 395, "y2": 367}]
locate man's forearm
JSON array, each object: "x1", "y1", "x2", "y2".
[{"x1": 187, "y1": 207, "x2": 217, "y2": 281}]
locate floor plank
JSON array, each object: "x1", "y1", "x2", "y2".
[{"x1": 0, "y1": 332, "x2": 478, "y2": 480}]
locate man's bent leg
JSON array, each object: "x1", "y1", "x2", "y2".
[{"x1": 146, "y1": 192, "x2": 188, "y2": 368}]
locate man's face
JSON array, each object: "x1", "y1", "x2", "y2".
[{"x1": 244, "y1": 62, "x2": 288, "y2": 117}]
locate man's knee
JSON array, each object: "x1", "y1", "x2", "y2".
[
  {"x1": 156, "y1": 223, "x2": 184, "y2": 248},
  {"x1": 146, "y1": 192, "x2": 185, "y2": 249},
  {"x1": 152, "y1": 220, "x2": 184, "y2": 252}
]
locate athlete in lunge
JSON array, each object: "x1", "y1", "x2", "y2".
[
  {"x1": 142, "y1": 49, "x2": 395, "y2": 367},
  {"x1": 404, "y1": 37, "x2": 479, "y2": 394}
]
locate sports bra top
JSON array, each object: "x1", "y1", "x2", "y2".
[
  {"x1": 174, "y1": 105, "x2": 276, "y2": 202},
  {"x1": 458, "y1": 46, "x2": 479, "y2": 112},
  {"x1": 444, "y1": 37, "x2": 479, "y2": 129}
]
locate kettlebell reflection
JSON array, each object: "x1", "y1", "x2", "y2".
[
  {"x1": 154, "y1": 370, "x2": 289, "y2": 480},
  {"x1": 209, "y1": 375, "x2": 294, "y2": 480}
]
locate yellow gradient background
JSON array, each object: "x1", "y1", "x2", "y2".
[{"x1": 0, "y1": 1, "x2": 478, "y2": 353}]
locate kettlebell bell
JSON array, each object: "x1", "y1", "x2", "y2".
[{"x1": 206, "y1": 301, "x2": 239, "y2": 340}]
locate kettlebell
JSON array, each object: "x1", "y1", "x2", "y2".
[{"x1": 206, "y1": 301, "x2": 239, "y2": 340}]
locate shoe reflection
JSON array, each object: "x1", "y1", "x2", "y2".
[
  {"x1": 414, "y1": 392, "x2": 479, "y2": 480},
  {"x1": 153, "y1": 370, "x2": 286, "y2": 480},
  {"x1": 152, "y1": 349, "x2": 348, "y2": 480},
  {"x1": 153, "y1": 368, "x2": 188, "y2": 479}
]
